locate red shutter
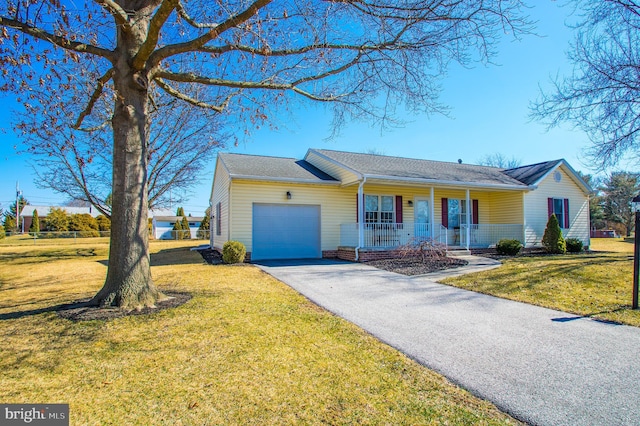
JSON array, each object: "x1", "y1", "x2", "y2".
[
  {"x1": 564, "y1": 198, "x2": 570, "y2": 228},
  {"x1": 395, "y1": 196, "x2": 403, "y2": 223},
  {"x1": 548, "y1": 198, "x2": 553, "y2": 218},
  {"x1": 441, "y1": 198, "x2": 448, "y2": 228},
  {"x1": 472, "y1": 199, "x2": 479, "y2": 225}
]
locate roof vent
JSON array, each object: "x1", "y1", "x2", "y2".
[{"x1": 458, "y1": 159, "x2": 462, "y2": 164}]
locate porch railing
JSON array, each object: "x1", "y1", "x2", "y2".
[
  {"x1": 459, "y1": 224, "x2": 524, "y2": 248},
  {"x1": 339, "y1": 223, "x2": 431, "y2": 248},
  {"x1": 340, "y1": 223, "x2": 523, "y2": 249}
]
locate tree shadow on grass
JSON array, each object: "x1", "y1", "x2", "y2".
[
  {"x1": 0, "y1": 292, "x2": 192, "y2": 322},
  {"x1": 97, "y1": 246, "x2": 207, "y2": 267}
]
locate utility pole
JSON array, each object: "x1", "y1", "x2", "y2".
[{"x1": 15, "y1": 181, "x2": 22, "y2": 233}]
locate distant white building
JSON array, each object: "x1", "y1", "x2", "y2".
[{"x1": 151, "y1": 214, "x2": 205, "y2": 240}]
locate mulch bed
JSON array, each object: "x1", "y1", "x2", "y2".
[
  {"x1": 57, "y1": 292, "x2": 192, "y2": 322},
  {"x1": 197, "y1": 248, "x2": 223, "y2": 265},
  {"x1": 366, "y1": 256, "x2": 468, "y2": 276}
]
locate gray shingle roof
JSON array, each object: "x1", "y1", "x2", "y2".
[
  {"x1": 311, "y1": 149, "x2": 528, "y2": 188},
  {"x1": 502, "y1": 160, "x2": 563, "y2": 186},
  {"x1": 220, "y1": 152, "x2": 338, "y2": 183}
]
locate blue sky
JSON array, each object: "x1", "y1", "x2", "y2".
[{"x1": 0, "y1": 2, "x2": 613, "y2": 216}]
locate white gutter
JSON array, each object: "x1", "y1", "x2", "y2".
[
  {"x1": 355, "y1": 176, "x2": 367, "y2": 261},
  {"x1": 362, "y1": 174, "x2": 531, "y2": 191}
]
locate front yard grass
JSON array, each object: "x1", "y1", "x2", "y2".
[
  {"x1": 443, "y1": 238, "x2": 640, "y2": 327},
  {"x1": 0, "y1": 240, "x2": 517, "y2": 425}
]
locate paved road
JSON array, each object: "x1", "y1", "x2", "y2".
[{"x1": 256, "y1": 259, "x2": 640, "y2": 426}]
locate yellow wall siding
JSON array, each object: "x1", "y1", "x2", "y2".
[
  {"x1": 210, "y1": 158, "x2": 231, "y2": 250},
  {"x1": 230, "y1": 180, "x2": 354, "y2": 252},
  {"x1": 524, "y1": 166, "x2": 590, "y2": 247},
  {"x1": 305, "y1": 150, "x2": 360, "y2": 184},
  {"x1": 488, "y1": 192, "x2": 524, "y2": 224}
]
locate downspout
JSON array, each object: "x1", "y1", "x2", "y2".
[{"x1": 355, "y1": 176, "x2": 367, "y2": 261}]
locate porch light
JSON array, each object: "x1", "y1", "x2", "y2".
[
  {"x1": 408, "y1": 200, "x2": 413, "y2": 207},
  {"x1": 632, "y1": 193, "x2": 640, "y2": 309},
  {"x1": 286, "y1": 191, "x2": 292, "y2": 200}
]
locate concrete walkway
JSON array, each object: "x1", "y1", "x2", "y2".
[{"x1": 256, "y1": 257, "x2": 640, "y2": 426}]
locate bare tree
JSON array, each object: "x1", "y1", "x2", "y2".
[
  {"x1": 600, "y1": 171, "x2": 640, "y2": 236},
  {"x1": 532, "y1": 1, "x2": 640, "y2": 169},
  {"x1": 0, "y1": 0, "x2": 531, "y2": 309},
  {"x1": 20, "y1": 91, "x2": 225, "y2": 217},
  {"x1": 477, "y1": 152, "x2": 522, "y2": 169}
]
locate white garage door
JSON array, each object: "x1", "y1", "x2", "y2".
[{"x1": 252, "y1": 204, "x2": 321, "y2": 260}]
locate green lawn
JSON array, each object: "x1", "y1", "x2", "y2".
[
  {"x1": 443, "y1": 238, "x2": 640, "y2": 327},
  {"x1": 0, "y1": 240, "x2": 517, "y2": 425}
]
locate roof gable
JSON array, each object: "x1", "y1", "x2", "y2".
[
  {"x1": 219, "y1": 152, "x2": 338, "y2": 183},
  {"x1": 502, "y1": 160, "x2": 562, "y2": 186},
  {"x1": 503, "y1": 159, "x2": 592, "y2": 194}
]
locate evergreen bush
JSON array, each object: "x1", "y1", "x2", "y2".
[
  {"x1": 496, "y1": 239, "x2": 523, "y2": 256},
  {"x1": 0, "y1": 223, "x2": 5, "y2": 239},
  {"x1": 222, "y1": 241, "x2": 246, "y2": 264},
  {"x1": 172, "y1": 219, "x2": 184, "y2": 240},
  {"x1": 96, "y1": 215, "x2": 111, "y2": 233},
  {"x1": 542, "y1": 214, "x2": 566, "y2": 254},
  {"x1": 197, "y1": 215, "x2": 210, "y2": 239},
  {"x1": 3, "y1": 215, "x2": 16, "y2": 234},
  {"x1": 565, "y1": 238, "x2": 584, "y2": 253},
  {"x1": 29, "y1": 209, "x2": 40, "y2": 236},
  {"x1": 69, "y1": 214, "x2": 100, "y2": 237},
  {"x1": 180, "y1": 216, "x2": 191, "y2": 239},
  {"x1": 176, "y1": 206, "x2": 185, "y2": 216}
]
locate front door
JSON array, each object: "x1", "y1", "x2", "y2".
[{"x1": 414, "y1": 198, "x2": 430, "y2": 240}]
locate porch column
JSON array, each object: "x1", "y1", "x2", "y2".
[
  {"x1": 358, "y1": 183, "x2": 365, "y2": 248},
  {"x1": 430, "y1": 187, "x2": 435, "y2": 240},
  {"x1": 465, "y1": 189, "x2": 471, "y2": 250}
]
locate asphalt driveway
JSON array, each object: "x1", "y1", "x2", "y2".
[{"x1": 256, "y1": 258, "x2": 640, "y2": 426}]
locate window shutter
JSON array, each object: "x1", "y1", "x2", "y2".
[
  {"x1": 472, "y1": 199, "x2": 479, "y2": 225},
  {"x1": 395, "y1": 196, "x2": 403, "y2": 223},
  {"x1": 547, "y1": 198, "x2": 553, "y2": 218},
  {"x1": 441, "y1": 198, "x2": 448, "y2": 228},
  {"x1": 564, "y1": 198, "x2": 570, "y2": 228}
]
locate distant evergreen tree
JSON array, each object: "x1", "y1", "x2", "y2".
[
  {"x1": 172, "y1": 219, "x2": 184, "y2": 240},
  {"x1": 542, "y1": 214, "x2": 566, "y2": 254},
  {"x1": 29, "y1": 209, "x2": 40, "y2": 236},
  {"x1": 180, "y1": 216, "x2": 191, "y2": 239},
  {"x1": 3, "y1": 215, "x2": 16, "y2": 234},
  {"x1": 176, "y1": 206, "x2": 185, "y2": 216},
  {"x1": 197, "y1": 214, "x2": 210, "y2": 239},
  {"x1": 43, "y1": 208, "x2": 69, "y2": 233},
  {"x1": 96, "y1": 215, "x2": 111, "y2": 232},
  {"x1": 69, "y1": 214, "x2": 100, "y2": 237},
  {"x1": 0, "y1": 223, "x2": 5, "y2": 239}
]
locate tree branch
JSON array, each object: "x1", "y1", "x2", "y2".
[
  {"x1": 154, "y1": 78, "x2": 229, "y2": 112},
  {"x1": 0, "y1": 16, "x2": 116, "y2": 61},
  {"x1": 73, "y1": 68, "x2": 115, "y2": 129},
  {"x1": 132, "y1": 0, "x2": 179, "y2": 70},
  {"x1": 93, "y1": 0, "x2": 132, "y2": 31},
  {"x1": 148, "y1": 0, "x2": 272, "y2": 67}
]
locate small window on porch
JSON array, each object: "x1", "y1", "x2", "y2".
[
  {"x1": 447, "y1": 199, "x2": 474, "y2": 228},
  {"x1": 365, "y1": 195, "x2": 394, "y2": 223}
]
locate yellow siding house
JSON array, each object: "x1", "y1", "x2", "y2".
[{"x1": 210, "y1": 149, "x2": 591, "y2": 261}]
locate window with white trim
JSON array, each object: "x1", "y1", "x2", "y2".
[
  {"x1": 551, "y1": 198, "x2": 567, "y2": 229},
  {"x1": 447, "y1": 199, "x2": 473, "y2": 228},
  {"x1": 365, "y1": 195, "x2": 394, "y2": 223}
]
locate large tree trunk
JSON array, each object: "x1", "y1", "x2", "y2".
[{"x1": 91, "y1": 13, "x2": 162, "y2": 309}]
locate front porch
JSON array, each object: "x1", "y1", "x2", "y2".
[{"x1": 339, "y1": 222, "x2": 524, "y2": 250}]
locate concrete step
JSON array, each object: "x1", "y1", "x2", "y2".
[{"x1": 447, "y1": 249, "x2": 471, "y2": 257}]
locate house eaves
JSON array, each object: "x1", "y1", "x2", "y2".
[
  {"x1": 362, "y1": 174, "x2": 531, "y2": 191},
  {"x1": 227, "y1": 174, "x2": 341, "y2": 185}
]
